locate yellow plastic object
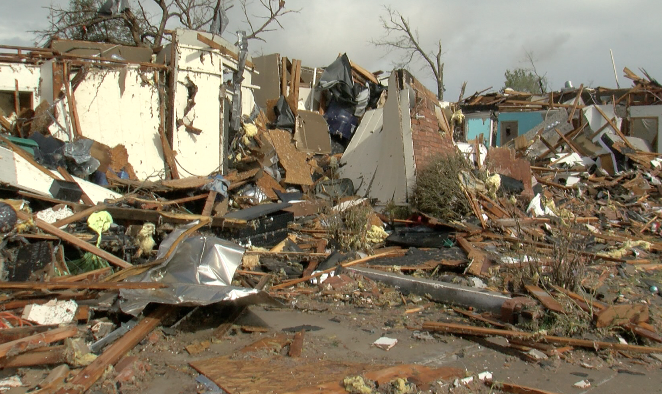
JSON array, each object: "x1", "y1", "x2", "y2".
[{"x1": 87, "y1": 211, "x2": 113, "y2": 246}]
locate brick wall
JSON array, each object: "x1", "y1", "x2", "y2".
[{"x1": 408, "y1": 77, "x2": 455, "y2": 172}]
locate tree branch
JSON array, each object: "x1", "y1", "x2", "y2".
[{"x1": 371, "y1": 6, "x2": 445, "y2": 100}]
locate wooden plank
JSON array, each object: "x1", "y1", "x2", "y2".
[
  {"x1": 0, "y1": 114, "x2": 12, "y2": 131},
  {"x1": 201, "y1": 191, "x2": 218, "y2": 216},
  {"x1": 593, "y1": 105, "x2": 634, "y2": 149},
  {"x1": 62, "y1": 62, "x2": 82, "y2": 139},
  {"x1": 195, "y1": 33, "x2": 254, "y2": 68},
  {"x1": 240, "y1": 333, "x2": 290, "y2": 353},
  {"x1": 0, "y1": 345, "x2": 67, "y2": 368},
  {"x1": 288, "y1": 330, "x2": 304, "y2": 357},
  {"x1": 57, "y1": 166, "x2": 94, "y2": 205},
  {"x1": 524, "y1": 285, "x2": 564, "y2": 313},
  {"x1": 348, "y1": 59, "x2": 378, "y2": 85},
  {"x1": 567, "y1": 84, "x2": 584, "y2": 123},
  {"x1": 18, "y1": 191, "x2": 86, "y2": 209},
  {"x1": 16, "y1": 211, "x2": 132, "y2": 269},
  {"x1": 105, "y1": 207, "x2": 244, "y2": 229},
  {"x1": 137, "y1": 193, "x2": 210, "y2": 209},
  {"x1": 0, "y1": 281, "x2": 165, "y2": 290},
  {"x1": 595, "y1": 304, "x2": 648, "y2": 328},
  {"x1": 13, "y1": 79, "x2": 20, "y2": 117},
  {"x1": 54, "y1": 306, "x2": 169, "y2": 394},
  {"x1": 191, "y1": 357, "x2": 384, "y2": 394},
  {"x1": 31, "y1": 365, "x2": 70, "y2": 394},
  {"x1": 422, "y1": 321, "x2": 662, "y2": 354},
  {"x1": 553, "y1": 127, "x2": 582, "y2": 156},
  {"x1": 0, "y1": 325, "x2": 58, "y2": 344},
  {"x1": 0, "y1": 326, "x2": 78, "y2": 359},
  {"x1": 280, "y1": 56, "x2": 288, "y2": 97},
  {"x1": 486, "y1": 380, "x2": 561, "y2": 394},
  {"x1": 456, "y1": 237, "x2": 488, "y2": 277},
  {"x1": 155, "y1": 72, "x2": 179, "y2": 179},
  {"x1": 51, "y1": 204, "x2": 107, "y2": 228},
  {"x1": 52, "y1": 266, "x2": 113, "y2": 282}
]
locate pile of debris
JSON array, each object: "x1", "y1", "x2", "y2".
[{"x1": 0, "y1": 30, "x2": 661, "y2": 394}]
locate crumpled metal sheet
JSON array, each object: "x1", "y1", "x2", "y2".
[{"x1": 120, "y1": 222, "x2": 274, "y2": 315}]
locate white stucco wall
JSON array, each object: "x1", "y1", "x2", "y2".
[
  {"x1": 50, "y1": 67, "x2": 166, "y2": 180},
  {"x1": 0, "y1": 63, "x2": 41, "y2": 111}
]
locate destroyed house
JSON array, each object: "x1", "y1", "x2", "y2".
[
  {"x1": 460, "y1": 76, "x2": 662, "y2": 159},
  {"x1": 0, "y1": 29, "x2": 255, "y2": 183}
]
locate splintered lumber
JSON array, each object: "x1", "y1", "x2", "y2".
[
  {"x1": 524, "y1": 285, "x2": 564, "y2": 313},
  {"x1": 456, "y1": 237, "x2": 488, "y2": 277},
  {"x1": 0, "y1": 281, "x2": 165, "y2": 290},
  {"x1": 288, "y1": 330, "x2": 304, "y2": 357},
  {"x1": 16, "y1": 211, "x2": 132, "y2": 269},
  {"x1": 196, "y1": 33, "x2": 255, "y2": 68},
  {"x1": 270, "y1": 250, "x2": 405, "y2": 291},
  {"x1": 0, "y1": 326, "x2": 78, "y2": 359},
  {"x1": 595, "y1": 304, "x2": 648, "y2": 328},
  {"x1": 593, "y1": 105, "x2": 635, "y2": 149},
  {"x1": 52, "y1": 266, "x2": 112, "y2": 282},
  {"x1": 63, "y1": 62, "x2": 83, "y2": 139},
  {"x1": 240, "y1": 333, "x2": 290, "y2": 353},
  {"x1": 0, "y1": 325, "x2": 58, "y2": 344},
  {"x1": 0, "y1": 345, "x2": 67, "y2": 368},
  {"x1": 422, "y1": 321, "x2": 662, "y2": 354},
  {"x1": 31, "y1": 365, "x2": 71, "y2": 394},
  {"x1": 54, "y1": 305, "x2": 169, "y2": 394},
  {"x1": 485, "y1": 380, "x2": 560, "y2": 394}
]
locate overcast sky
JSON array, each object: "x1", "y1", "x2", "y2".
[{"x1": 2, "y1": 0, "x2": 661, "y2": 100}]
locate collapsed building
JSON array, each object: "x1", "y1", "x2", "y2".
[{"x1": 0, "y1": 26, "x2": 662, "y2": 394}]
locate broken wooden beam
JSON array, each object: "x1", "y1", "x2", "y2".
[
  {"x1": 16, "y1": 211, "x2": 132, "y2": 269},
  {"x1": 422, "y1": 321, "x2": 662, "y2": 354},
  {"x1": 524, "y1": 285, "x2": 564, "y2": 314},
  {"x1": 0, "y1": 325, "x2": 78, "y2": 359},
  {"x1": 54, "y1": 305, "x2": 169, "y2": 394},
  {"x1": 196, "y1": 33, "x2": 254, "y2": 68},
  {"x1": 289, "y1": 330, "x2": 304, "y2": 357},
  {"x1": 0, "y1": 281, "x2": 165, "y2": 291},
  {"x1": 0, "y1": 345, "x2": 67, "y2": 368},
  {"x1": 456, "y1": 237, "x2": 488, "y2": 277}
]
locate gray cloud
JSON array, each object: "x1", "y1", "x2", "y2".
[{"x1": 2, "y1": 0, "x2": 661, "y2": 99}]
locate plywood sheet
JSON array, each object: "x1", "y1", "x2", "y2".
[
  {"x1": 190, "y1": 356, "x2": 380, "y2": 394},
  {"x1": 294, "y1": 110, "x2": 331, "y2": 154},
  {"x1": 267, "y1": 129, "x2": 312, "y2": 186},
  {"x1": 191, "y1": 356, "x2": 463, "y2": 394}
]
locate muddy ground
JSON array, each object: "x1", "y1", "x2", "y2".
[{"x1": 46, "y1": 291, "x2": 661, "y2": 394}]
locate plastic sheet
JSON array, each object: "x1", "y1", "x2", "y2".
[
  {"x1": 274, "y1": 95, "x2": 296, "y2": 130},
  {"x1": 318, "y1": 54, "x2": 355, "y2": 105},
  {"x1": 201, "y1": 175, "x2": 230, "y2": 199},
  {"x1": 63, "y1": 138, "x2": 100, "y2": 176},
  {"x1": 120, "y1": 222, "x2": 273, "y2": 315}
]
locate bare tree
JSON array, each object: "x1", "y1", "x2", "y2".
[
  {"x1": 371, "y1": 6, "x2": 445, "y2": 100},
  {"x1": 35, "y1": 0, "x2": 297, "y2": 49},
  {"x1": 240, "y1": 0, "x2": 299, "y2": 42},
  {"x1": 524, "y1": 49, "x2": 548, "y2": 94}
]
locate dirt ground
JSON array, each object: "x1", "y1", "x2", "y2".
[{"x1": 63, "y1": 295, "x2": 660, "y2": 394}]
